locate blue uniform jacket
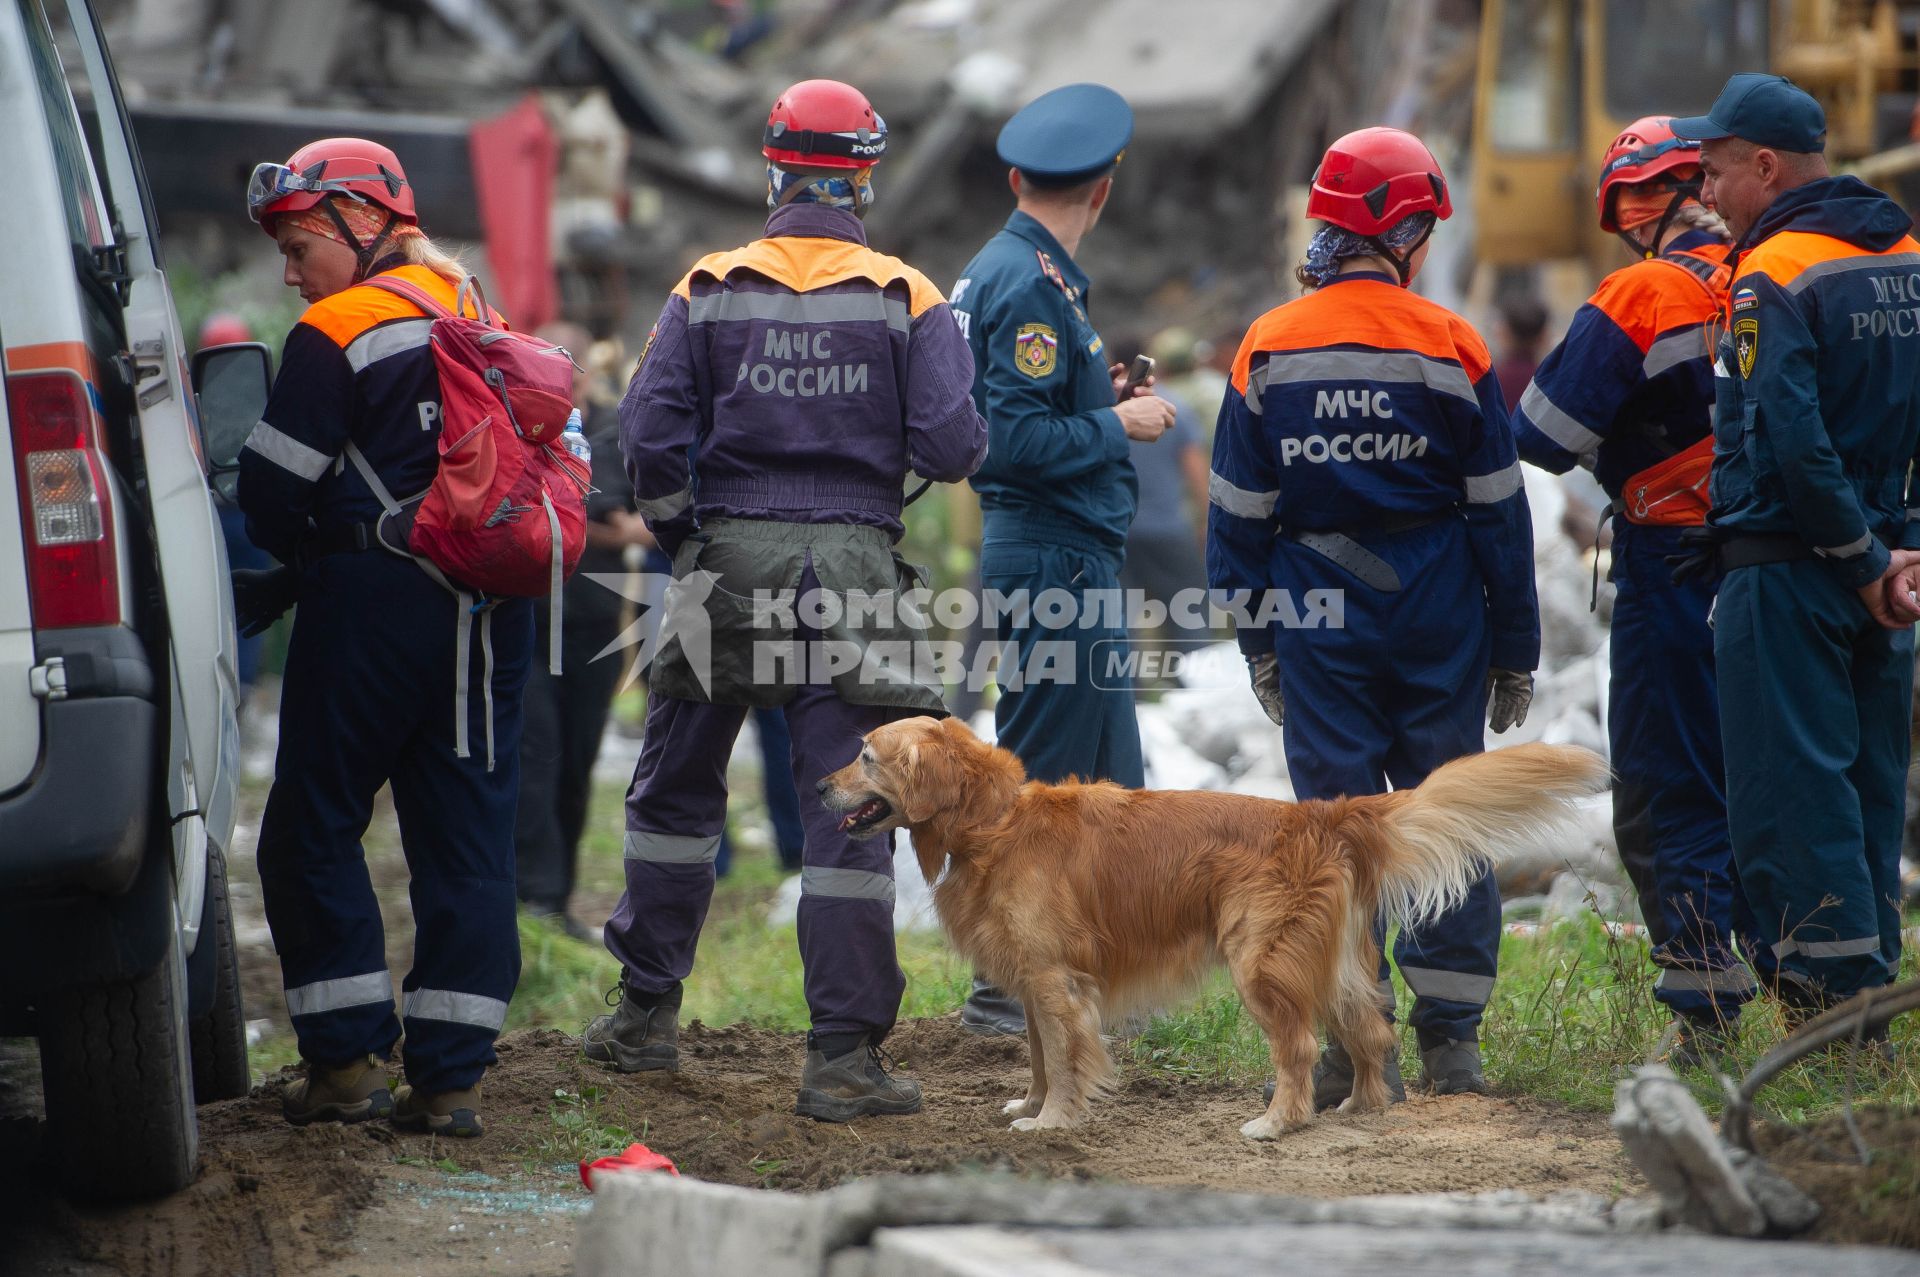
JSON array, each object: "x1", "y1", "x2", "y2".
[
  {"x1": 1207, "y1": 271, "x2": 1540, "y2": 672},
  {"x1": 1707, "y1": 176, "x2": 1920, "y2": 588},
  {"x1": 952, "y1": 211, "x2": 1135, "y2": 552},
  {"x1": 1514, "y1": 233, "x2": 1729, "y2": 501}
]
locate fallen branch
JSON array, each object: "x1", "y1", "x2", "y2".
[{"x1": 1721, "y1": 978, "x2": 1920, "y2": 1153}]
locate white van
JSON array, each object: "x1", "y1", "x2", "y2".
[{"x1": 0, "y1": 0, "x2": 257, "y2": 1199}]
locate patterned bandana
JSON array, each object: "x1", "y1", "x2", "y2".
[
  {"x1": 279, "y1": 198, "x2": 420, "y2": 250},
  {"x1": 766, "y1": 163, "x2": 875, "y2": 215},
  {"x1": 1299, "y1": 212, "x2": 1435, "y2": 288}
]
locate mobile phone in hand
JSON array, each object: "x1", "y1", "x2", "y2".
[{"x1": 1118, "y1": 354, "x2": 1155, "y2": 401}]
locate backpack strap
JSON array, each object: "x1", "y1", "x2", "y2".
[{"x1": 364, "y1": 273, "x2": 497, "y2": 325}]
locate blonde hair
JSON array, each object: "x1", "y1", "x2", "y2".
[
  {"x1": 398, "y1": 233, "x2": 470, "y2": 286},
  {"x1": 1670, "y1": 199, "x2": 1732, "y2": 244}
]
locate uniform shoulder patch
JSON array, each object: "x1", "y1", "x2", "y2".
[
  {"x1": 1734, "y1": 315, "x2": 1758, "y2": 378},
  {"x1": 1015, "y1": 322, "x2": 1058, "y2": 378},
  {"x1": 1730, "y1": 287, "x2": 1758, "y2": 313}
]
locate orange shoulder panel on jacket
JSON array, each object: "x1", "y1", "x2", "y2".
[
  {"x1": 672, "y1": 237, "x2": 946, "y2": 315},
  {"x1": 299, "y1": 265, "x2": 468, "y2": 348},
  {"x1": 1231, "y1": 281, "x2": 1490, "y2": 395},
  {"x1": 1739, "y1": 230, "x2": 1920, "y2": 288},
  {"x1": 1586, "y1": 256, "x2": 1724, "y2": 350}
]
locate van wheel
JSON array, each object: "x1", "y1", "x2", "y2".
[
  {"x1": 190, "y1": 844, "x2": 251, "y2": 1102},
  {"x1": 38, "y1": 917, "x2": 198, "y2": 1200}
]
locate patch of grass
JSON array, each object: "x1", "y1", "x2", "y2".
[
  {"x1": 524, "y1": 1085, "x2": 645, "y2": 1168},
  {"x1": 1128, "y1": 913, "x2": 1920, "y2": 1122}
]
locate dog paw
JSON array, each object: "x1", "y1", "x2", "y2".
[
  {"x1": 1240, "y1": 1114, "x2": 1306, "y2": 1141},
  {"x1": 1336, "y1": 1095, "x2": 1383, "y2": 1115},
  {"x1": 1002, "y1": 1098, "x2": 1038, "y2": 1118},
  {"x1": 1009, "y1": 1116, "x2": 1043, "y2": 1132}
]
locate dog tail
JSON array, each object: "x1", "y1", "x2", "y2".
[{"x1": 1349, "y1": 743, "x2": 1610, "y2": 932}]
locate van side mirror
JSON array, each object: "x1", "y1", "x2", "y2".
[{"x1": 189, "y1": 342, "x2": 272, "y2": 502}]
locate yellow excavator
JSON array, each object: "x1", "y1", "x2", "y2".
[{"x1": 1472, "y1": 0, "x2": 1918, "y2": 270}]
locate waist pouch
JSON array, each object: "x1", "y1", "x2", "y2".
[{"x1": 1620, "y1": 436, "x2": 1713, "y2": 527}]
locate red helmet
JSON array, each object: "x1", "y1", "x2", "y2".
[
  {"x1": 247, "y1": 137, "x2": 415, "y2": 235},
  {"x1": 1307, "y1": 127, "x2": 1452, "y2": 236},
  {"x1": 196, "y1": 312, "x2": 253, "y2": 349},
  {"x1": 762, "y1": 80, "x2": 887, "y2": 170},
  {"x1": 1595, "y1": 116, "x2": 1700, "y2": 232}
]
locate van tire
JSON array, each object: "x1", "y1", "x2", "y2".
[
  {"x1": 39, "y1": 914, "x2": 199, "y2": 1201},
  {"x1": 189, "y1": 843, "x2": 250, "y2": 1102}
]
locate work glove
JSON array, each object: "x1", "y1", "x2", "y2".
[
  {"x1": 232, "y1": 565, "x2": 299, "y2": 638},
  {"x1": 1247, "y1": 652, "x2": 1285, "y2": 727},
  {"x1": 1485, "y1": 668, "x2": 1534, "y2": 734},
  {"x1": 1666, "y1": 524, "x2": 1723, "y2": 586}
]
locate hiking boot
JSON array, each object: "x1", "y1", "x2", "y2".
[
  {"x1": 795, "y1": 1035, "x2": 922, "y2": 1122},
  {"x1": 959, "y1": 977, "x2": 1025, "y2": 1037},
  {"x1": 1668, "y1": 1015, "x2": 1739, "y2": 1072},
  {"x1": 582, "y1": 984, "x2": 680, "y2": 1073},
  {"x1": 1262, "y1": 1040, "x2": 1406, "y2": 1111},
  {"x1": 392, "y1": 1084, "x2": 483, "y2": 1138},
  {"x1": 1418, "y1": 1030, "x2": 1490, "y2": 1096},
  {"x1": 282, "y1": 1055, "x2": 393, "y2": 1126}
]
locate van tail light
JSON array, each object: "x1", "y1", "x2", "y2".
[{"x1": 8, "y1": 370, "x2": 120, "y2": 628}]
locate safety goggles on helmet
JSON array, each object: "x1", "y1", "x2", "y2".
[{"x1": 246, "y1": 162, "x2": 407, "y2": 223}]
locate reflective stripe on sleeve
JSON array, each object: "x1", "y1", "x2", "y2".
[
  {"x1": 624, "y1": 830, "x2": 722, "y2": 863},
  {"x1": 1814, "y1": 533, "x2": 1873, "y2": 559},
  {"x1": 344, "y1": 318, "x2": 433, "y2": 374},
  {"x1": 403, "y1": 988, "x2": 509, "y2": 1031},
  {"x1": 1463, "y1": 461, "x2": 1522, "y2": 504},
  {"x1": 1518, "y1": 382, "x2": 1603, "y2": 456},
  {"x1": 1397, "y1": 966, "x2": 1495, "y2": 1006},
  {"x1": 635, "y1": 485, "x2": 692, "y2": 522},
  {"x1": 1208, "y1": 470, "x2": 1279, "y2": 520},
  {"x1": 244, "y1": 420, "x2": 334, "y2": 481},
  {"x1": 285, "y1": 970, "x2": 393, "y2": 1018},
  {"x1": 800, "y1": 866, "x2": 895, "y2": 903},
  {"x1": 1784, "y1": 251, "x2": 1920, "y2": 295},
  {"x1": 1642, "y1": 325, "x2": 1707, "y2": 379},
  {"x1": 685, "y1": 291, "x2": 911, "y2": 334}
]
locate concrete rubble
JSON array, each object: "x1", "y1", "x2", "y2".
[
  {"x1": 1611, "y1": 1064, "x2": 1821, "y2": 1239},
  {"x1": 576, "y1": 1168, "x2": 1916, "y2": 1277}
]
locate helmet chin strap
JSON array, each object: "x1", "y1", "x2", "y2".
[
  {"x1": 321, "y1": 195, "x2": 401, "y2": 282},
  {"x1": 1618, "y1": 186, "x2": 1697, "y2": 261},
  {"x1": 1361, "y1": 216, "x2": 1435, "y2": 287}
]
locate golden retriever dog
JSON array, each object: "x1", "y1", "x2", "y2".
[{"x1": 819, "y1": 716, "x2": 1607, "y2": 1140}]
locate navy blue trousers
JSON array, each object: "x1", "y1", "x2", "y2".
[
  {"x1": 606, "y1": 566, "x2": 910, "y2": 1040},
  {"x1": 256, "y1": 552, "x2": 530, "y2": 1092},
  {"x1": 1608, "y1": 523, "x2": 1757, "y2": 1019},
  {"x1": 1272, "y1": 520, "x2": 1501, "y2": 1042},
  {"x1": 982, "y1": 535, "x2": 1145, "y2": 787},
  {"x1": 1715, "y1": 558, "x2": 1911, "y2": 1003}
]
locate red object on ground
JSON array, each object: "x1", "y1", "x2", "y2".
[
  {"x1": 469, "y1": 94, "x2": 558, "y2": 332},
  {"x1": 580, "y1": 1143, "x2": 681, "y2": 1190}
]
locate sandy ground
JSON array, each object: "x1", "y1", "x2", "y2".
[{"x1": 0, "y1": 1017, "x2": 1643, "y2": 1277}]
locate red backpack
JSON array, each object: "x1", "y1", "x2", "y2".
[{"x1": 353, "y1": 273, "x2": 590, "y2": 600}]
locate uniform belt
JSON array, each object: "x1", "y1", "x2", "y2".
[
  {"x1": 1717, "y1": 533, "x2": 1815, "y2": 571},
  {"x1": 309, "y1": 521, "x2": 379, "y2": 557},
  {"x1": 1281, "y1": 510, "x2": 1448, "y2": 593}
]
